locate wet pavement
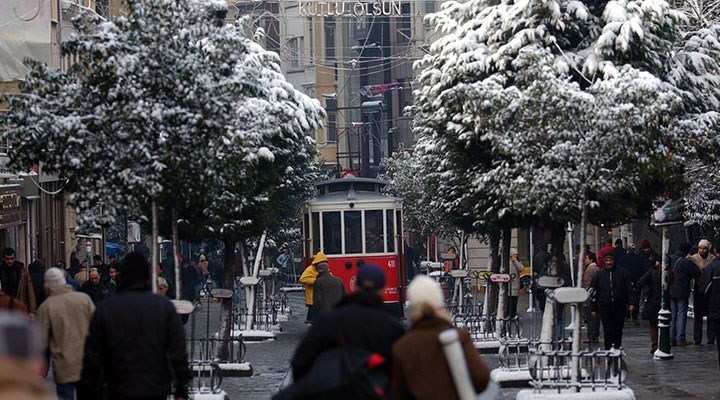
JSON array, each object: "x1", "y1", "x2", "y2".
[{"x1": 206, "y1": 292, "x2": 720, "y2": 400}]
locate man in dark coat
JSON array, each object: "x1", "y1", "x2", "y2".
[
  {"x1": 0, "y1": 247, "x2": 36, "y2": 315},
  {"x1": 291, "y1": 264, "x2": 404, "y2": 381},
  {"x1": 312, "y1": 262, "x2": 346, "y2": 316},
  {"x1": 78, "y1": 252, "x2": 190, "y2": 400},
  {"x1": 700, "y1": 243, "x2": 720, "y2": 370},
  {"x1": 668, "y1": 243, "x2": 700, "y2": 346},
  {"x1": 618, "y1": 243, "x2": 647, "y2": 323},
  {"x1": 80, "y1": 269, "x2": 112, "y2": 304},
  {"x1": 590, "y1": 253, "x2": 637, "y2": 350}
]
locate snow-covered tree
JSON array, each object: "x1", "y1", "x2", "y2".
[{"x1": 412, "y1": 0, "x2": 719, "y2": 339}]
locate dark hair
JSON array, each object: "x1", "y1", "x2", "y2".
[
  {"x1": 614, "y1": 239, "x2": 623, "y2": 247},
  {"x1": 2, "y1": 248, "x2": 16, "y2": 257},
  {"x1": 585, "y1": 253, "x2": 597, "y2": 263},
  {"x1": 605, "y1": 237, "x2": 613, "y2": 244},
  {"x1": 93, "y1": 255, "x2": 103, "y2": 262},
  {"x1": 118, "y1": 251, "x2": 150, "y2": 289},
  {"x1": 679, "y1": 242, "x2": 692, "y2": 255}
]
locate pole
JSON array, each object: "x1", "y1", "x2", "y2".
[
  {"x1": 566, "y1": 223, "x2": 576, "y2": 331},
  {"x1": 151, "y1": 202, "x2": 158, "y2": 294},
  {"x1": 655, "y1": 226, "x2": 674, "y2": 360},
  {"x1": 528, "y1": 227, "x2": 535, "y2": 313}
]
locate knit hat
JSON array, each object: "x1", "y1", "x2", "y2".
[
  {"x1": 698, "y1": 239, "x2": 712, "y2": 249},
  {"x1": 510, "y1": 249, "x2": 519, "y2": 257},
  {"x1": 356, "y1": 264, "x2": 386, "y2": 289},
  {"x1": 641, "y1": 240, "x2": 651, "y2": 249},
  {"x1": 44, "y1": 267, "x2": 66, "y2": 289},
  {"x1": 407, "y1": 275, "x2": 444, "y2": 309},
  {"x1": 603, "y1": 253, "x2": 616, "y2": 262},
  {"x1": 311, "y1": 251, "x2": 328, "y2": 265}
]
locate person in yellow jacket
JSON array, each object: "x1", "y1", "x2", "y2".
[{"x1": 300, "y1": 251, "x2": 327, "y2": 324}]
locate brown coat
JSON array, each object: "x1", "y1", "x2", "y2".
[
  {"x1": 1, "y1": 262, "x2": 37, "y2": 313},
  {"x1": 0, "y1": 361, "x2": 55, "y2": 400},
  {"x1": 392, "y1": 316, "x2": 490, "y2": 400}
]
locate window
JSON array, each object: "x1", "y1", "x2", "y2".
[
  {"x1": 386, "y1": 210, "x2": 395, "y2": 252},
  {"x1": 397, "y1": 3, "x2": 411, "y2": 44},
  {"x1": 322, "y1": 211, "x2": 342, "y2": 254},
  {"x1": 288, "y1": 37, "x2": 304, "y2": 70},
  {"x1": 365, "y1": 210, "x2": 385, "y2": 253},
  {"x1": 344, "y1": 211, "x2": 362, "y2": 254},
  {"x1": 425, "y1": 0, "x2": 437, "y2": 14},
  {"x1": 307, "y1": 17, "x2": 314, "y2": 60},
  {"x1": 327, "y1": 112, "x2": 337, "y2": 142},
  {"x1": 324, "y1": 18, "x2": 335, "y2": 61},
  {"x1": 312, "y1": 212, "x2": 320, "y2": 256}
]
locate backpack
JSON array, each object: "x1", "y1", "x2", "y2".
[{"x1": 273, "y1": 347, "x2": 394, "y2": 400}]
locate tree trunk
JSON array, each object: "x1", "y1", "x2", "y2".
[
  {"x1": 172, "y1": 209, "x2": 181, "y2": 301},
  {"x1": 496, "y1": 227, "x2": 511, "y2": 337},
  {"x1": 217, "y1": 236, "x2": 236, "y2": 361},
  {"x1": 483, "y1": 230, "x2": 501, "y2": 333},
  {"x1": 245, "y1": 232, "x2": 268, "y2": 331},
  {"x1": 151, "y1": 200, "x2": 159, "y2": 294}
]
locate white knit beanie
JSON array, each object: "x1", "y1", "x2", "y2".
[
  {"x1": 407, "y1": 275, "x2": 444, "y2": 309},
  {"x1": 699, "y1": 239, "x2": 712, "y2": 249},
  {"x1": 44, "y1": 267, "x2": 66, "y2": 289}
]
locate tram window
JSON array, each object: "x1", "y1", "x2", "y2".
[
  {"x1": 344, "y1": 210, "x2": 362, "y2": 254},
  {"x1": 322, "y1": 211, "x2": 342, "y2": 254},
  {"x1": 365, "y1": 210, "x2": 384, "y2": 253},
  {"x1": 386, "y1": 210, "x2": 395, "y2": 252},
  {"x1": 311, "y1": 212, "x2": 320, "y2": 256}
]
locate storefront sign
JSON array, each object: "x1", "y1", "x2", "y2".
[
  {"x1": 299, "y1": 0, "x2": 404, "y2": 17},
  {"x1": 0, "y1": 185, "x2": 22, "y2": 229}
]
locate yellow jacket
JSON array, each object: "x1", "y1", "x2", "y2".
[{"x1": 301, "y1": 252, "x2": 327, "y2": 305}]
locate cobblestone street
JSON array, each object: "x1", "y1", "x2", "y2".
[{"x1": 187, "y1": 291, "x2": 720, "y2": 400}]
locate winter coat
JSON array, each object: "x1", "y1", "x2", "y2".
[
  {"x1": 637, "y1": 266, "x2": 674, "y2": 322},
  {"x1": 582, "y1": 262, "x2": 599, "y2": 289},
  {"x1": 700, "y1": 258, "x2": 720, "y2": 320},
  {"x1": 618, "y1": 252, "x2": 648, "y2": 284},
  {"x1": 79, "y1": 283, "x2": 191, "y2": 400},
  {"x1": 312, "y1": 272, "x2": 346, "y2": 315},
  {"x1": 37, "y1": 285, "x2": 95, "y2": 384},
  {"x1": 180, "y1": 264, "x2": 199, "y2": 301},
  {"x1": 0, "y1": 261, "x2": 36, "y2": 313},
  {"x1": 609, "y1": 245, "x2": 626, "y2": 262},
  {"x1": 291, "y1": 290, "x2": 405, "y2": 380},
  {"x1": 28, "y1": 261, "x2": 46, "y2": 306},
  {"x1": 300, "y1": 265, "x2": 319, "y2": 306},
  {"x1": 80, "y1": 280, "x2": 112, "y2": 304},
  {"x1": 690, "y1": 253, "x2": 715, "y2": 317},
  {"x1": 0, "y1": 290, "x2": 26, "y2": 312},
  {"x1": 669, "y1": 252, "x2": 701, "y2": 300},
  {"x1": 509, "y1": 259, "x2": 524, "y2": 297},
  {"x1": 392, "y1": 316, "x2": 490, "y2": 400},
  {"x1": 0, "y1": 361, "x2": 54, "y2": 400},
  {"x1": 590, "y1": 266, "x2": 637, "y2": 312}
]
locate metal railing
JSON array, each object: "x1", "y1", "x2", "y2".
[{"x1": 528, "y1": 345, "x2": 627, "y2": 392}]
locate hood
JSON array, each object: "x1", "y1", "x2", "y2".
[{"x1": 311, "y1": 251, "x2": 328, "y2": 265}]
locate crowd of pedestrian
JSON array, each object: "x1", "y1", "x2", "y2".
[{"x1": 0, "y1": 248, "x2": 191, "y2": 400}]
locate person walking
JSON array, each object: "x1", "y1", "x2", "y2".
[
  {"x1": 28, "y1": 259, "x2": 47, "y2": 307},
  {"x1": 74, "y1": 260, "x2": 89, "y2": 286},
  {"x1": 618, "y1": 243, "x2": 647, "y2": 324},
  {"x1": 637, "y1": 259, "x2": 674, "y2": 354},
  {"x1": 590, "y1": 253, "x2": 637, "y2": 350},
  {"x1": 312, "y1": 261, "x2": 346, "y2": 316},
  {"x1": 37, "y1": 267, "x2": 95, "y2": 400},
  {"x1": 0, "y1": 313, "x2": 55, "y2": 400},
  {"x1": 668, "y1": 242, "x2": 700, "y2": 346},
  {"x1": 689, "y1": 239, "x2": 715, "y2": 345},
  {"x1": 300, "y1": 251, "x2": 325, "y2": 324},
  {"x1": 582, "y1": 253, "x2": 601, "y2": 343},
  {"x1": 508, "y1": 249, "x2": 524, "y2": 318},
  {"x1": 80, "y1": 268, "x2": 113, "y2": 304},
  {"x1": 597, "y1": 238, "x2": 614, "y2": 268},
  {"x1": 78, "y1": 251, "x2": 190, "y2": 400},
  {"x1": 0, "y1": 247, "x2": 36, "y2": 315},
  {"x1": 392, "y1": 275, "x2": 490, "y2": 400},
  {"x1": 291, "y1": 264, "x2": 404, "y2": 381},
  {"x1": 700, "y1": 242, "x2": 720, "y2": 370}
]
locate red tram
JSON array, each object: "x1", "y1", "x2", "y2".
[{"x1": 302, "y1": 176, "x2": 405, "y2": 316}]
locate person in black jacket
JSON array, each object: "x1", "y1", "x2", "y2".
[
  {"x1": 700, "y1": 243, "x2": 720, "y2": 370},
  {"x1": 668, "y1": 243, "x2": 700, "y2": 346},
  {"x1": 78, "y1": 251, "x2": 190, "y2": 400},
  {"x1": 590, "y1": 253, "x2": 637, "y2": 350},
  {"x1": 291, "y1": 264, "x2": 404, "y2": 381},
  {"x1": 637, "y1": 259, "x2": 675, "y2": 354}
]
